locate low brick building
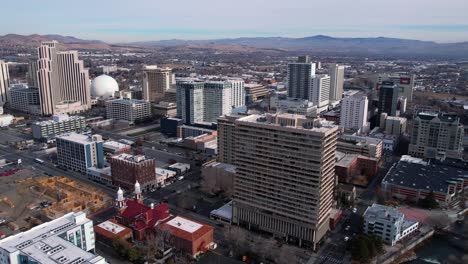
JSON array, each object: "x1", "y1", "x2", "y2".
[{"x1": 110, "y1": 153, "x2": 156, "y2": 191}]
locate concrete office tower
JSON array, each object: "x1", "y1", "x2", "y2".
[
  {"x1": 36, "y1": 41, "x2": 91, "y2": 116},
  {"x1": 310, "y1": 74, "x2": 330, "y2": 113},
  {"x1": 287, "y1": 56, "x2": 316, "y2": 99},
  {"x1": 56, "y1": 133, "x2": 104, "y2": 173},
  {"x1": 228, "y1": 79, "x2": 245, "y2": 108},
  {"x1": 232, "y1": 113, "x2": 338, "y2": 250},
  {"x1": 378, "y1": 81, "x2": 399, "y2": 118},
  {"x1": 0, "y1": 60, "x2": 10, "y2": 104},
  {"x1": 340, "y1": 94, "x2": 369, "y2": 133},
  {"x1": 409, "y1": 112, "x2": 464, "y2": 159},
  {"x1": 203, "y1": 81, "x2": 232, "y2": 123},
  {"x1": 27, "y1": 60, "x2": 39, "y2": 87},
  {"x1": 176, "y1": 81, "x2": 205, "y2": 124},
  {"x1": 142, "y1": 65, "x2": 172, "y2": 103},
  {"x1": 105, "y1": 99, "x2": 151, "y2": 125},
  {"x1": 374, "y1": 73, "x2": 415, "y2": 102},
  {"x1": 329, "y1": 64, "x2": 345, "y2": 101},
  {"x1": 110, "y1": 153, "x2": 156, "y2": 191},
  {"x1": 217, "y1": 114, "x2": 242, "y2": 164}
]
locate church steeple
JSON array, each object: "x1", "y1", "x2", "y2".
[
  {"x1": 134, "y1": 181, "x2": 142, "y2": 203},
  {"x1": 116, "y1": 187, "x2": 125, "y2": 209}
]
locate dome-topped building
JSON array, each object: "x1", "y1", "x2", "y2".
[{"x1": 91, "y1": 74, "x2": 119, "y2": 98}]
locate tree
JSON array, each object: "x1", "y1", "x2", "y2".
[
  {"x1": 112, "y1": 238, "x2": 128, "y2": 258},
  {"x1": 419, "y1": 191, "x2": 439, "y2": 209},
  {"x1": 127, "y1": 247, "x2": 142, "y2": 263}
]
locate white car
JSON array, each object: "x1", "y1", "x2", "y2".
[
  {"x1": 178, "y1": 176, "x2": 184, "y2": 181},
  {"x1": 352, "y1": 208, "x2": 357, "y2": 213},
  {"x1": 345, "y1": 225, "x2": 351, "y2": 231},
  {"x1": 344, "y1": 236, "x2": 350, "y2": 242}
]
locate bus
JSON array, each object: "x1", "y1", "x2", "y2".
[{"x1": 34, "y1": 158, "x2": 44, "y2": 164}]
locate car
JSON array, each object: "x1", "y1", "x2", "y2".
[
  {"x1": 150, "y1": 188, "x2": 156, "y2": 192},
  {"x1": 344, "y1": 236, "x2": 350, "y2": 242},
  {"x1": 352, "y1": 207, "x2": 357, "y2": 213},
  {"x1": 178, "y1": 176, "x2": 184, "y2": 181},
  {"x1": 345, "y1": 225, "x2": 351, "y2": 231}
]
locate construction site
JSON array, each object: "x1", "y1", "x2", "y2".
[{"x1": 0, "y1": 168, "x2": 112, "y2": 237}]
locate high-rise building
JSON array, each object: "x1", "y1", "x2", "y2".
[
  {"x1": 244, "y1": 83, "x2": 268, "y2": 103},
  {"x1": 110, "y1": 153, "x2": 156, "y2": 191},
  {"x1": 27, "y1": 60, "x2": 39, "y2": 87},
  {"x1": 0, "y1": 60, "x2": 10, "y2": 104},
  {"x1": 378, "y1": 81, "x2": 399, "y2": 118},
  {"x1": 105, "y1": 99, "x2": 151, "y2": 125},
  {"x1": 203, "y1": 81, "x2": 232, "y2": 123},
  {"x1": 176, "y1": 80, "x2": 233, "y2": 124},
  {"x1": 8, "y1": 84, "x2": 41, "y2": 114},
  {"x1": 232, "y1": 113, "x2": 338, "y2": 249},
  {"x1": 340, "y1": 94, "x2": 369, "y2": 133},
  {"x1": 217, "y1": 114, "x2": 242, "y2": 164},
  {"x1": 287, "y1": 56, "x2": 316, "y2": 99},
  {"x1": 56, "y1": 133, "x2": 104, "y2": 173},
  {"x1": 329, "y1": 64, "x2": 345, "y2": 101},
  {"x1": 228, "y1": 79, "x2": 245, "y2": 108},
  {"x1": 0, "y1": 212, "x2": 106, "y2": 264},
  {"x1": 374, "y1": 73, "x2": 415, "y2": 102},
  {"x1": 142, "y1": 66, "x2": 172, "y2": 103},
  {"x1": 409, "y1": 112, "x2": 464, "y2": 159},
  {"x1": 310, "y1": 74, "x2": 330, "y2": 113},
  {"x1": 176, "y1": 81, "x2": 205, "y2": 124},
  {"x1": 36, "y1": 41, "x2": 91, "y2": 116}
]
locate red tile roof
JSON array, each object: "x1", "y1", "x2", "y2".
[{"x1": 120, "y1": 200, "x2": 170, "y2": 230}]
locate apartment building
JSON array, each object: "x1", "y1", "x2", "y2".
[
  {"x1": 287, "y1": 56, "x2": 316, "y2": 100},
  {"x1": 31, "y1": 114, "x2": 86, "y2": 140},
  {"x1": 329, "y1": 64, "x2": 345, "y2": 101},
  {"x1": 310, "y1": 74, "x2": 330, "y2": 113},
  {"x1": 8, "y1": 84, "x2": 41, "y2": 114},
  {"x1": 337, "y1": 135, "x2": 383, "y2": 160},
  {"x1": 142, "y1": 66, "x2": 172, "y2": 103},
  {"x1": 56, "y1": 133, "x2": 104, "y2": 173},
  {"x1": 110, "y1": 153, "x2": 156, "y2": 191},
  {"x1": 232, "y1": 113, "x2": 338, "y2": 250},
  {"x1": 217, "y1": 114, "x2": 242, "y2": 164},
  {"x1": 340, "y1": 94, "x2": 369, "y2": 133},
  {"x1": 0, "y1": 60, "x2": 10, "y2": 104}
]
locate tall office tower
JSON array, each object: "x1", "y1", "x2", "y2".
[
  {"x1": 409, "y1": 112, "x2": 464, "y2": 159},
  {"x1": 56, "y1": 133, "x2": 104, "y2": 173},
  {"x1": 27, "y1": 60, "x2": 39, "y2": 87},
  {"x1": 340, "y1": 94, "x2": 369, "y2": 133},
  {"x1": 176, "y1": 81, "x2": 205, "y2": 124},
  {"x1": 37, "y1": 41, "x2": 91, "y2": 116},
  {"x1": 310, "y1": 74, "x2": 330, "y2": 113},
  {"x1": 203, "y1": 81, "x2": 232, "y2": 122},
  {"x1": 298, "y1": 55, "x2": 310, "y2": 63},
  {"x1": 287, "y1": 56, "x2": 316, "y2": 99},
  {"x1": 374, "y1": 73, "x2": 415, "y2": 102},
  {"x1": 217, "y1": 114, "x2": 241, "y2": 164},
  {"x1": 329, "y1": 64, "x2": 345, "y2": 101},
  {"x1": 232, "y1": 113, "x2": 338, "y2": 250},
  {"x1": 142, "y1": 65, "x2": 172, "y2": 103},
  {"x1": 0, "y1": 60, "x2": 10, "y2": 104},
  {"x1": 378, "y1": 81, "x2": 399, "y2": 118},
  {"x1": 228, "y1": 79, "x2": 245, "y2": 108}
]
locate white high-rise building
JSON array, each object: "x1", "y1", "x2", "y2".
[
  {"x1": 287, "y1": 56, "x2": 316, "y2": 100},
  {"x1": 36, "y1": 41, "x2": 91, "y2": 116},
  {"x1": 0, "y1": 212, "x2": 106, "y2": 264},
  {"x1": 228, "y1": 79, "x2": 245, "y2": 108},
  {"x1": 329, "y1": 64, "x2": 345, "y2": 101},
  {"x1": 310, "y1": 74, "x2": 330, "y2": 113},
  {"x1": 340, "y1": 94, "x2": 369, "y2": 133},
  {"x1": 203, "y1": 81, "x2": 232, "y2": 122},
  {"x1": 0, "y1": 60, "x2": 10, "y2": 104}
]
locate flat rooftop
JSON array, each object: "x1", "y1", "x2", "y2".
[
  {"x1": 165, "y1": 216, "x2": 202, "y2": 233},
  {"x1": 56, "y1": 133, "x2": 101, "y2": 144},
  {"x1": 97, "y1": 221, "x2": 125, "y2": 235}
]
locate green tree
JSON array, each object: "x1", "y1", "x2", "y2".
[
  {"x1": 112, "y1": 238, "x2": 128, "y2": 258},
  {"x1": 127, "y1": 247, "x2": 142, "y2": 263}
]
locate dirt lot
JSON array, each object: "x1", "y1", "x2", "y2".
[{"x1": 0, "y1": 168, "x2": 58, "y2": 236}]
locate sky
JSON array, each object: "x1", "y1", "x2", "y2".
[{"x1": 2, "y1": 0, "x2": 468, "y2": 43}]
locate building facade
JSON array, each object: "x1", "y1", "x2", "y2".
[
  {"x1": 110, "y1": 154, "x2": 156, "y2": 191},
  {"x1": 337, "y1": 135, "x2": 383, "y2": 160},
  {"x1": 232, "y1": 113, "x2": 338, "y2": 249},
  {"x1": 384, "y1": 116, "x2": 407, "y2": 136},
  {"x1": 409, "y1": 112, "x2": 464, "y2": 159},
  {"x1": 287, "y1": 56, "x2": 316, "y2": 100},
  {"x1": 56, "y1": 133, "x2": 104, "y2": 173},
  {"x1": 105, "y1": 99, "x2": 151, "y2": 125},
  {"x1": 310, "y1": 74, "x2": 330, "y2": 113},
  {"x1": 0, "y1": 212, "x2": 106, "y2": 264},
  {"x1": 217, "y1": 114, "x2": 242, "y2": 164},
  {"x1": 340, "y1": 94, "x2": 369, "y2": 133},
  {"x1": 31, "y1": 114, "x2": 87, "y2": 140},
  {"x1": 378, "y1": 82, "x2": 399, "y2": 118},
  {"x1": 329, "y1": 64, "x2": 345, "y2": 101},
  {"x1": 244, "y1": 83, "x2": 269, "y2": 103},
  {"x1": 36, "y1": 41, "x2": 91, "y2": 116},
  {"x1": 142, "y1": 66, "x2": 172, "y2": 103},
  {"x1": 176, "y1": 81, "x2": 205, "y2": 124},
  {"x1": 228, "y1": 79, "x2": 245, "y2": 108},
  {"x1": 203, "y1": 81, "x2": 232, "y2": 123},
  {"x1": 0, "y1": 60, "x2": 10, "y2": 104},
  {"x1": 8, "y1": 84, "x2": 41, "y2": 114}
]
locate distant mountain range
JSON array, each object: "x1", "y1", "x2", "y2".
[
  {"x1": 1, "y1": 34, "x2": 468, "y2": 57},
  {"x1": 130, "y1": 35, "x2": 468, "y2": 57}
]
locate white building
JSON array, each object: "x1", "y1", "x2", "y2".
[
  {"x1": 310, "y1": 74, "x2": 330, "y2": 113},
  {"x1": 0, "y1": 212, "x2": 106, "y2": 264},
  {"x1": 0, "y1": 114, "x2": 14, "y2": 127},
  {"x1": 228, "y1": 79, "x2": 245, "y2": 108},
  {"x1": 384, "y1": 116, "x2": 407, "y2": 136},
  {"x1": 363, "y1": 204, "x2": 419, "y2": 246},
  {"x1": 270, "y1": 96, "x2": 318, "y2": 118},
  {"x1": 31, "y1": 114, "x2": 87, "y2": 140},
  {"x1": 340, "y1": 94, "x2": 369, "y2": 133},
  {"x1": 56, "y1": 133, "x2": 104, "y2": 173},
  {"x1": 203, "y1": 81, "x2": 232, "y2": 123},
  {"x1": 105, "y1": 99, "x2": 151, "y2": 125},
  {"x1": 0, "y1": 60, "x2": 10, "y2": 104},
  {"x1": 329, "y1": 64, "x2": 345, "y2": 101},
  {"x1": 91, "y1": 74, "x2": 119, "y2": 98},
  {"x1": 8, "y1": 84, "x2": 41, "y2": 114}
]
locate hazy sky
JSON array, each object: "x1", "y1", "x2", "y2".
[{"x1": 2, "y1": 0, "x2": 468, "y2": 43}]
